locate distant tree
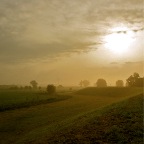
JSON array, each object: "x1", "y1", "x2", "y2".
[
  {"x1": 47, "y1": 84, "x2": 56, "y2": 95},
  {"x1": 126, "y1": 75, "x2": 135, "y2": 87},
  {"x1": 79, "y1": 80, "x2": 90, "y2": 87},
  {"x1": 133, "y1": 72, "x2": 140, "y2": 79},
  {"x1": 96, "y1": 79, "x2": 107, "y2": 87},
  {"x1": 126, "y1": 72, "x2": 140, "y2": 87},
  {"x1": 116, "y1": 80, "x2": 124, "y2": 87},
  {"x1": 30, "y1": 80, "x2": 38, "y2": 89}
]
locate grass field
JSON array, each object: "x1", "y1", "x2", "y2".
[
  {"x1": 0, "y1": 87, "x2": 143, "y2": 143},
  {"x1": 0, "y1": 90, "x2": 71, "y2": 111}
]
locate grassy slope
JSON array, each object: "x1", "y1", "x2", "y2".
[
  {"x1": 0, "y1": 87, "x2": 143, "y2": 144},
  {"x1": 76, "y1": 87, "x2": 142, "y2": 97},
  {"x1": 46, "y1": 94, "x2": 143, "y2": 144}
]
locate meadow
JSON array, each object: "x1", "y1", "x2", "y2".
[
  {"x1": 0, "y1": 87, "x2": 143, "y2": 143},
  {"x1": 0, "y1": 89, "x2": 71, "y2": 112}
]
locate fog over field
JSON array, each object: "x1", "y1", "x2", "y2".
[{"x1": 0, "y1": 0, "x2": 143, "y2": 86}]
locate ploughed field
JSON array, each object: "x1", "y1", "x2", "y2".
[{"x1": 0, "y1": 87, "x2": 143, "y2": 144}]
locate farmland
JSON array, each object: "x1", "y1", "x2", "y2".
[{"x1": 0, "y1": 87, "x2": 143, "y2": 144}]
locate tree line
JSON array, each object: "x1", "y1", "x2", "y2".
[
  {"x1": 79, "y1": 72, "x2": 143, "y2": 87},
  {"x1": 1, "y1": 72, "x2": 143, "y2": 95}
]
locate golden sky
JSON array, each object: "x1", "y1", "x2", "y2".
[{"x1": 0, "y1": 0, "x2": 143, "y2": 86}]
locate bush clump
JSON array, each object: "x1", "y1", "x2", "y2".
[{"x1": 47, "y1": 84, "x2": 56, "y2": 95}]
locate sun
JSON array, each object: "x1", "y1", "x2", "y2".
[{"x1": 104, "y1": 26, "x2": 135, "y2": 55}]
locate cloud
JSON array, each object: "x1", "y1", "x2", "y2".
[{"x1": 0, "y1": 0, "x2": 143, "y2": 64}]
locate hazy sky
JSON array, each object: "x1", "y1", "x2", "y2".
[{"x1": 0, "y1": 0, "x2": 143, "y2": 86}]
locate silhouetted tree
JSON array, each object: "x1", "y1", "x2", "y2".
[
  {"x1": 116, "y1": 80, "x2": 124, "y2": 87},
  {"x1": 126, "y1": 72, "x2": 140, "y2": 87},
  {"x1": 47, "y1": 84, "x2": 56, "y2": 95},
  {"x1": 127, "y1": 75, "x2": 134, "y2": 87},
  {"x1": 96, "y1": 79, "x2": 107, "y2": 87},
  {"x1": 133, "y1": 72, "x2": 140, "y2": 79},
  {"x1": 30, "y1": 80, "x2": 38, "y2": 89}
]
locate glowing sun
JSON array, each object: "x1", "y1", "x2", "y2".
[{"x1": 104, "y1": 27, "x2": 135, "y2": 54}]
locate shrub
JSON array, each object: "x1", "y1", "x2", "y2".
[{"x1": 47, "y1": 84, "x2": 56, "y2": 95}]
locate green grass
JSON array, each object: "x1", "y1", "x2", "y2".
[
  {"x1": 76, "y1": 87, "x2": 142, "y2": 97},
  {"x1": 0, "y1": 90, "x2": 71, "y2": 111},
  {"x1": 0, "y1": 87, "x2": 143, "y2": 144},
  {"x1": 0, "y1": 90, "x2": 47, "y2": 106}
]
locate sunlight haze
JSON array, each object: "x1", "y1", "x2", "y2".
[{"x1": 0, "y1": 0, "x2": 143, "y2": 86}]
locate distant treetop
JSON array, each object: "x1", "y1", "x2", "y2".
[
  {"x1": 30, "y1": 80, "x2": 38, "y2": 89},
  {"x1": 96, "y1": 79, "x2": 107, "y2": 87},
  {"x1": 47, "y1": 84, "x2": 56, "y2": 95},
  {"x1": 126, "y1": 72, "x2": 143, "y2": 87}
]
